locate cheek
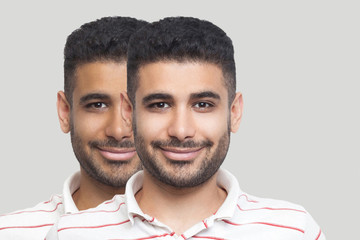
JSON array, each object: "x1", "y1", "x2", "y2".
[
  {"x1": 194, "y1": 111, "x2": 229, "y2": 138},
  {"x1": 72, "y1": 112, "x2": 106, "y2": 138},
  {"x1": 136, "y1": 111, "x2": 167, "y2": 139}
]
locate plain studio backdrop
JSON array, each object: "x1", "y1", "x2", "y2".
[{"x1": 0, "y1": 0, "x2": 358, "y2": 239}]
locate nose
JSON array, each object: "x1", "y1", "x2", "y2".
[
  {"x1": 105, "y1": 106, "x2": 132, "y2": 141},
  {"x1": 167, "y1": 107, "x2": 196, "y2": 141}
]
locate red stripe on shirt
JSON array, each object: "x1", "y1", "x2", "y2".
[
  {"x1": 58, "y1": 219, "x2": 130, "y2": 232},
  {"x1": 62, "y1": 202, "x2": 125, "y2": 217},
  {"x1": 222, "y1": 219, "x2": 304, "y2": 233},
  {"x1": 43, "y1": 195, "x2": 62, "y2": 204},
  {"x1": 202, "y1": 220, "x2": 208, "y2": 228},
  {"x1": 105, "y1": 198, "x2": 116, "y2": 204},
  {"x1": 132, "y1": 214, "x2": 156, "y2": 224},
  {"x1": 315, "y1": 229, "x2": 322, "y2": 240},
  {"x1": 0, "y1": 202, "x2": 63, "y2": 217},
  {"x1": 238, "y1": 194, "x2": 258, "y2": 203},
  {"x1": 181, "y1": 234, "x2": 186, "y2": 239},
  {"x1": 109, "y1": 232, "x2": 174, "y2": 240},
  {"x1": 0, "y1": 223, "x2": 54, "y2": 231},
  {"x1": 237, "y1": 204, "x2": 306, "y2": 213}
]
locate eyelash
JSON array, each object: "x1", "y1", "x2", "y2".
[
  {"x1": 146, "y1": 101, "x2": 215, "y2": 112},
  {"x1": 85, "y1": 102, "x2": 108, "y2": 109},
  {"x1": 194, "y1": 102, "x2": 214, "y2": 109},
  {"x1": 147, "y1": 102, "x2": 170, "y2": 109}
]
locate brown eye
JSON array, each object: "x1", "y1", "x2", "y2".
[
  {"x1": 193, "y1": 101, "x2": 215, "y2": 113},
  {"x1": 149, "y1": 102, "x2": 169, "y2": 109},
  {"x1": 86, "y1": 102, "x2": 107, "y2": 109},
  {"x1": 156, "y1": 102, "x2": 167, "y2": 108},
  {"x1": 194, "y1": 102, "x2": 213, "y2": 108},
  {"x1": 93, "y1": 102, "x2": 103, "y2": 108}
]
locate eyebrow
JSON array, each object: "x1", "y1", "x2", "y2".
[
  {"x1": 190, "y1": 91, "x2": 221, "y2": 100},
  {"x1": 142, "y1": 93, "x2": 173, "y2": 105},
  {"x1": 79, "y1": 93, "x2": 111, "y2": 105},
  {"x1": 141, "y1": 91, "x2": 221, "y2": 105}
]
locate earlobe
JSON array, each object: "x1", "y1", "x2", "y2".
[
  {"x1": 230, "y1": 92, "x2": 243, "y2": 133},
  {"x1": 57, "y1": 91, "x2": 71, "y2": 133},
  {"x1": 120, "y1": 92, "x2": 133, "y2": 127}
]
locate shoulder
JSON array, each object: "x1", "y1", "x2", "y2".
[
  {"x1": 57, "y1": 194, "x2": 127, "y2": 228},
  {"x1": 50, "y1": 195, "x2": 129, "y2": 239},
  {"x1": 230, "y1": 193, "x2": 324, "y2": 239},
  {"x1": 237, "y1": 193, "x2": 307, "y2": 210},
  {"x1": 0, "y1": 194, "x2": 64, "y2": 239}
]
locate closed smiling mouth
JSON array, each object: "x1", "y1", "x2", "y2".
[
  {"x1": 97, "y1": 147, "x2": 136, "y2": 161},
  {"x1": 159, "y1": 147, "x2": 204, "y2": 161}
]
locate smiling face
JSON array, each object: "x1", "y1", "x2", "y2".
[
  {"x1": 58, "y1": 61, "x2": 141, "y2": 188},
  {"x1": 132, "y1": 61, "x2": 242, "y2": 188}
]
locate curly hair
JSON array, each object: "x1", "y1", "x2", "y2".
[
  {"x1": 127, "y1": 16, "x2": 236, "y2": 106},
  {"x1": 64, "y1": 16, "x2": 148, "y2": 105}
]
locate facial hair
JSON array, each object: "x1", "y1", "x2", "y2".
[
  {"x1": 70, "y1": 122, "x2": 142, "y2": 188},
  {"x1": 134, "y1": 131, "x2": 230, "y2": 188}
]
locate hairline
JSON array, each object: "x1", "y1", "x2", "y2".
[{"x1": 65, "y1": 58, "x2": 127, "y2": 107}]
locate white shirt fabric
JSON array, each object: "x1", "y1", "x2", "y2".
[
  {"x1": 0, "y1": 172, "x2": 80, "y2": 240},
  {"x1": 46, "y1": 169, "x2": 325, "y2": 240}
]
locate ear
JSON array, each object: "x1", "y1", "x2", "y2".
[
  {"x1": 120, "y1": 92, "x2": 133, "y2": 127},
  {"x1": 57, "y1": 91, "x2": 71, "y2": 133},
  {"x1": 230, "y1": 92, "x2": 243, "y2": 133}
]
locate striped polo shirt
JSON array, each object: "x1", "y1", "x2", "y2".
[
  {"x1": 46, "y1": 169, "x2": 325, "y2": 240},
  {"x1": 0, "y1": 172, "x2": 80, "y2": 240}
]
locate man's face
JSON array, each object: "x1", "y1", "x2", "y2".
[
  {"x1": 69, "y1": 62, "x2": 141, "y2": 187},
  {"x1": 133, "y1": 61, "x2": 236, "y2": 188}
]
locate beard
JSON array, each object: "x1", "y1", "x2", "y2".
[
  {"x1": 70, "y1": 123, "x2": 142, "y2": 188},
  {"x1": 134, "y1": 131, "x2": 230, "y2": 188}
]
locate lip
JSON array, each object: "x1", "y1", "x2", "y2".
[
  {"x1": 159, "y1": 147, "x2": 204, "y2": 161},
  {"x1": 97, "y1": 147, "x2": 136, "y2": 161}
]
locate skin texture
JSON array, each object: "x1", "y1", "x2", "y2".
[
  {"x1": 122, "y1": 61, "x2": 243, "y2": 234},
  {"x1": 57, "y1": 61, "x2": 141, "y2": 210}
]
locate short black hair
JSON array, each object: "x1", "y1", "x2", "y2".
[
  {"x1": 127, "y1": 16, "x2": 236, "y2": 106},
  {"x1": 64, "y1": 16, "x2": 148, "y2": 105}
]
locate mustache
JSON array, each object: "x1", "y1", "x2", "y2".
[
  {"x1": 89, "y1": 139, "x2": 135, "y2": 149},
  {"x1": 151, "y1": 138, "x2": 214, "y2": 149}
]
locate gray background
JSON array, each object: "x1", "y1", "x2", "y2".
[{"x1": 0, "y1": 0, "x2": 359, "y2": 239}]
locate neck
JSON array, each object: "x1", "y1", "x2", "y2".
[
  {"x1": 72, "y1": 168, "x2": 125, "y2": 211},
  {"x1": 136, "y1": 170, "x2": 227, "y2": 235}
]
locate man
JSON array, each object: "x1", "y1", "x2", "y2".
[
  {"x1": 46, "y1": 17, "x2": 325, "y2": 240},
  {"x1": 0, "y1": 16, "x2": 147, "y2": 239}
]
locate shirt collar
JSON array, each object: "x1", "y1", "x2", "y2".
[
  {"x1": 212, "y1": 168, "x2": 240, "y2": 219},
  {"x1": 62, "y1": 171, "x2": 81, "y2": 214},
  {"x1": 124, "y1": 168, "x2": 240, "y2": 224},
  {"x1": 125, "y1": 171, "x2": 149, "y2": 224}
]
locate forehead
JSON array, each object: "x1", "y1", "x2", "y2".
[
  {"x1": 136, "y1": 61, "x2": 227, "y2": 100},
  {"x1": 73, "y1": 61, "x2": 126, "y2": 100}
]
